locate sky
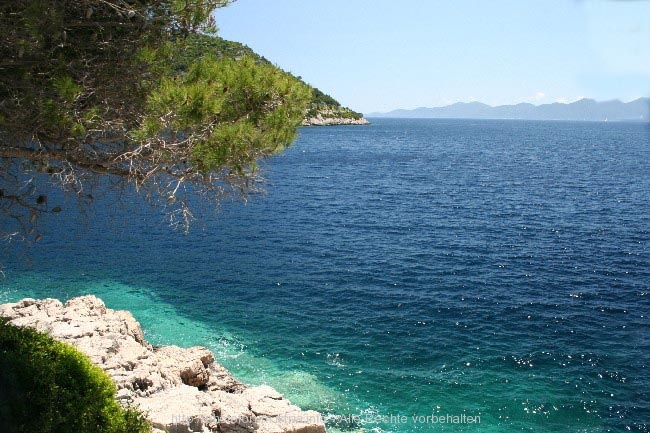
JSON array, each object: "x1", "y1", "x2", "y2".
[{"x1": 215, "y1": 0, "x2": 650, "y2": 114}]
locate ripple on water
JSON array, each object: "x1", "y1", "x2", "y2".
[{"x1": 2, "y1": 119, "x2": 649, "y2": 433}]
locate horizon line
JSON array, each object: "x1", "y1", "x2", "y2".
[{"x1": 367, "y1": 96, "x2": 650, "y2": 115}]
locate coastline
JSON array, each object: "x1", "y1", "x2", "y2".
[
  {"x1": 0, "y1": 295, "x2": 327, "y2": 433},
  {"x1": 302, "y1": 116, "x2": 370, "y2": 126}
]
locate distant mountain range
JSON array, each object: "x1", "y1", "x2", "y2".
[{"x1": 368, "y1": 98, "x2": 650, "y2": 122}]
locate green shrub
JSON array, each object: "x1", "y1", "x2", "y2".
[{"x1": 0, "y1": 318, "x2": 151, "y2": 433}]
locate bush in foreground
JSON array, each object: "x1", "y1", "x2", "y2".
[{"x1": 0, "y1": 318, "x2": 150, "y2": 433}]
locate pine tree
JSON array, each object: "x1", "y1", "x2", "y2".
[{"x1": 0, "y1": 1, "x2": 312, "y2": 240}]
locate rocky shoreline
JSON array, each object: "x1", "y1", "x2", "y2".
[
  {"x1": 302, "y1": 115, "x2": 370, "y2": 126},
  {"x1": 0, "y1": 296, "x2": 326, "y2": 433}
]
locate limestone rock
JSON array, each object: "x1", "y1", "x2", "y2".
[
  {"x1": 155, "y1": 345, "x2": 212, "y2": 388},
  {"x1": 0, "y1": 295, "x2": 327, "y2": 433},
  {"x1": 302, "y1": 115, "x2": 370, "y2": 126}
]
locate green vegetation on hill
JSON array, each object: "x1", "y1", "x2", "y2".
[
  {"x1": 307, "y1": 88, "x2": 364, "y2": 120},
  {"x1": 0, "y1": 319, "x2": 150, "y2": 433},
  {"x1": 308, "y1": 87, "x2": 364, "y2": 120}
]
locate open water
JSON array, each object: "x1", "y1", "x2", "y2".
[{"x1": 2, "y1": 119, "x2": 649, "y2": 432}]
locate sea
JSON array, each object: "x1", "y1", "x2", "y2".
[{"x1": 1, "y1": 118, "x2": 649, "y2": 433}]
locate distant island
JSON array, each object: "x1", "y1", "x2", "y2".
[{"x1": 369, "y1": 98, "x2": 650, "y2": 122}]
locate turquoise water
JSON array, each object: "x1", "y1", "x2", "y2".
[{"x1": 1, "y1": 119, "x2": 649, "y2": 432}]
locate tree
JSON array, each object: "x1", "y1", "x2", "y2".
[{"x1": 0, "y1": 1, "x2": 312, "y2": 241}]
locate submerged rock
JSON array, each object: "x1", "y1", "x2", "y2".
[{"x1": 0, "y1": 295, "x2": 327, "y2": 433}]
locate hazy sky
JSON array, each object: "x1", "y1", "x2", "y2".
[{"x1": 215, "y1": 0, "x2": 650, "y2": 113}]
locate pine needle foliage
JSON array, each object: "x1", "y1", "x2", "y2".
[{"x1": 0, "y1": 1, "x2": 312, "y2": 240}]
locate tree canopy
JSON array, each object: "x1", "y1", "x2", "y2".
[
  {"x1": 0, "y1": 1, "x2": 312, "y2": 241},
  {"x1": 168, "y1": 34, "x2": 365, "y2": 122}
]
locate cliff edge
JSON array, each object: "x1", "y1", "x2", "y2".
[{"x1": 0, "y1": 295, "x2": 326, "y2": 433}]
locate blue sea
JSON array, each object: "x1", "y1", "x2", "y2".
[{"x1": 2, "y1": 119, "x2": 649, "y2": 432}]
